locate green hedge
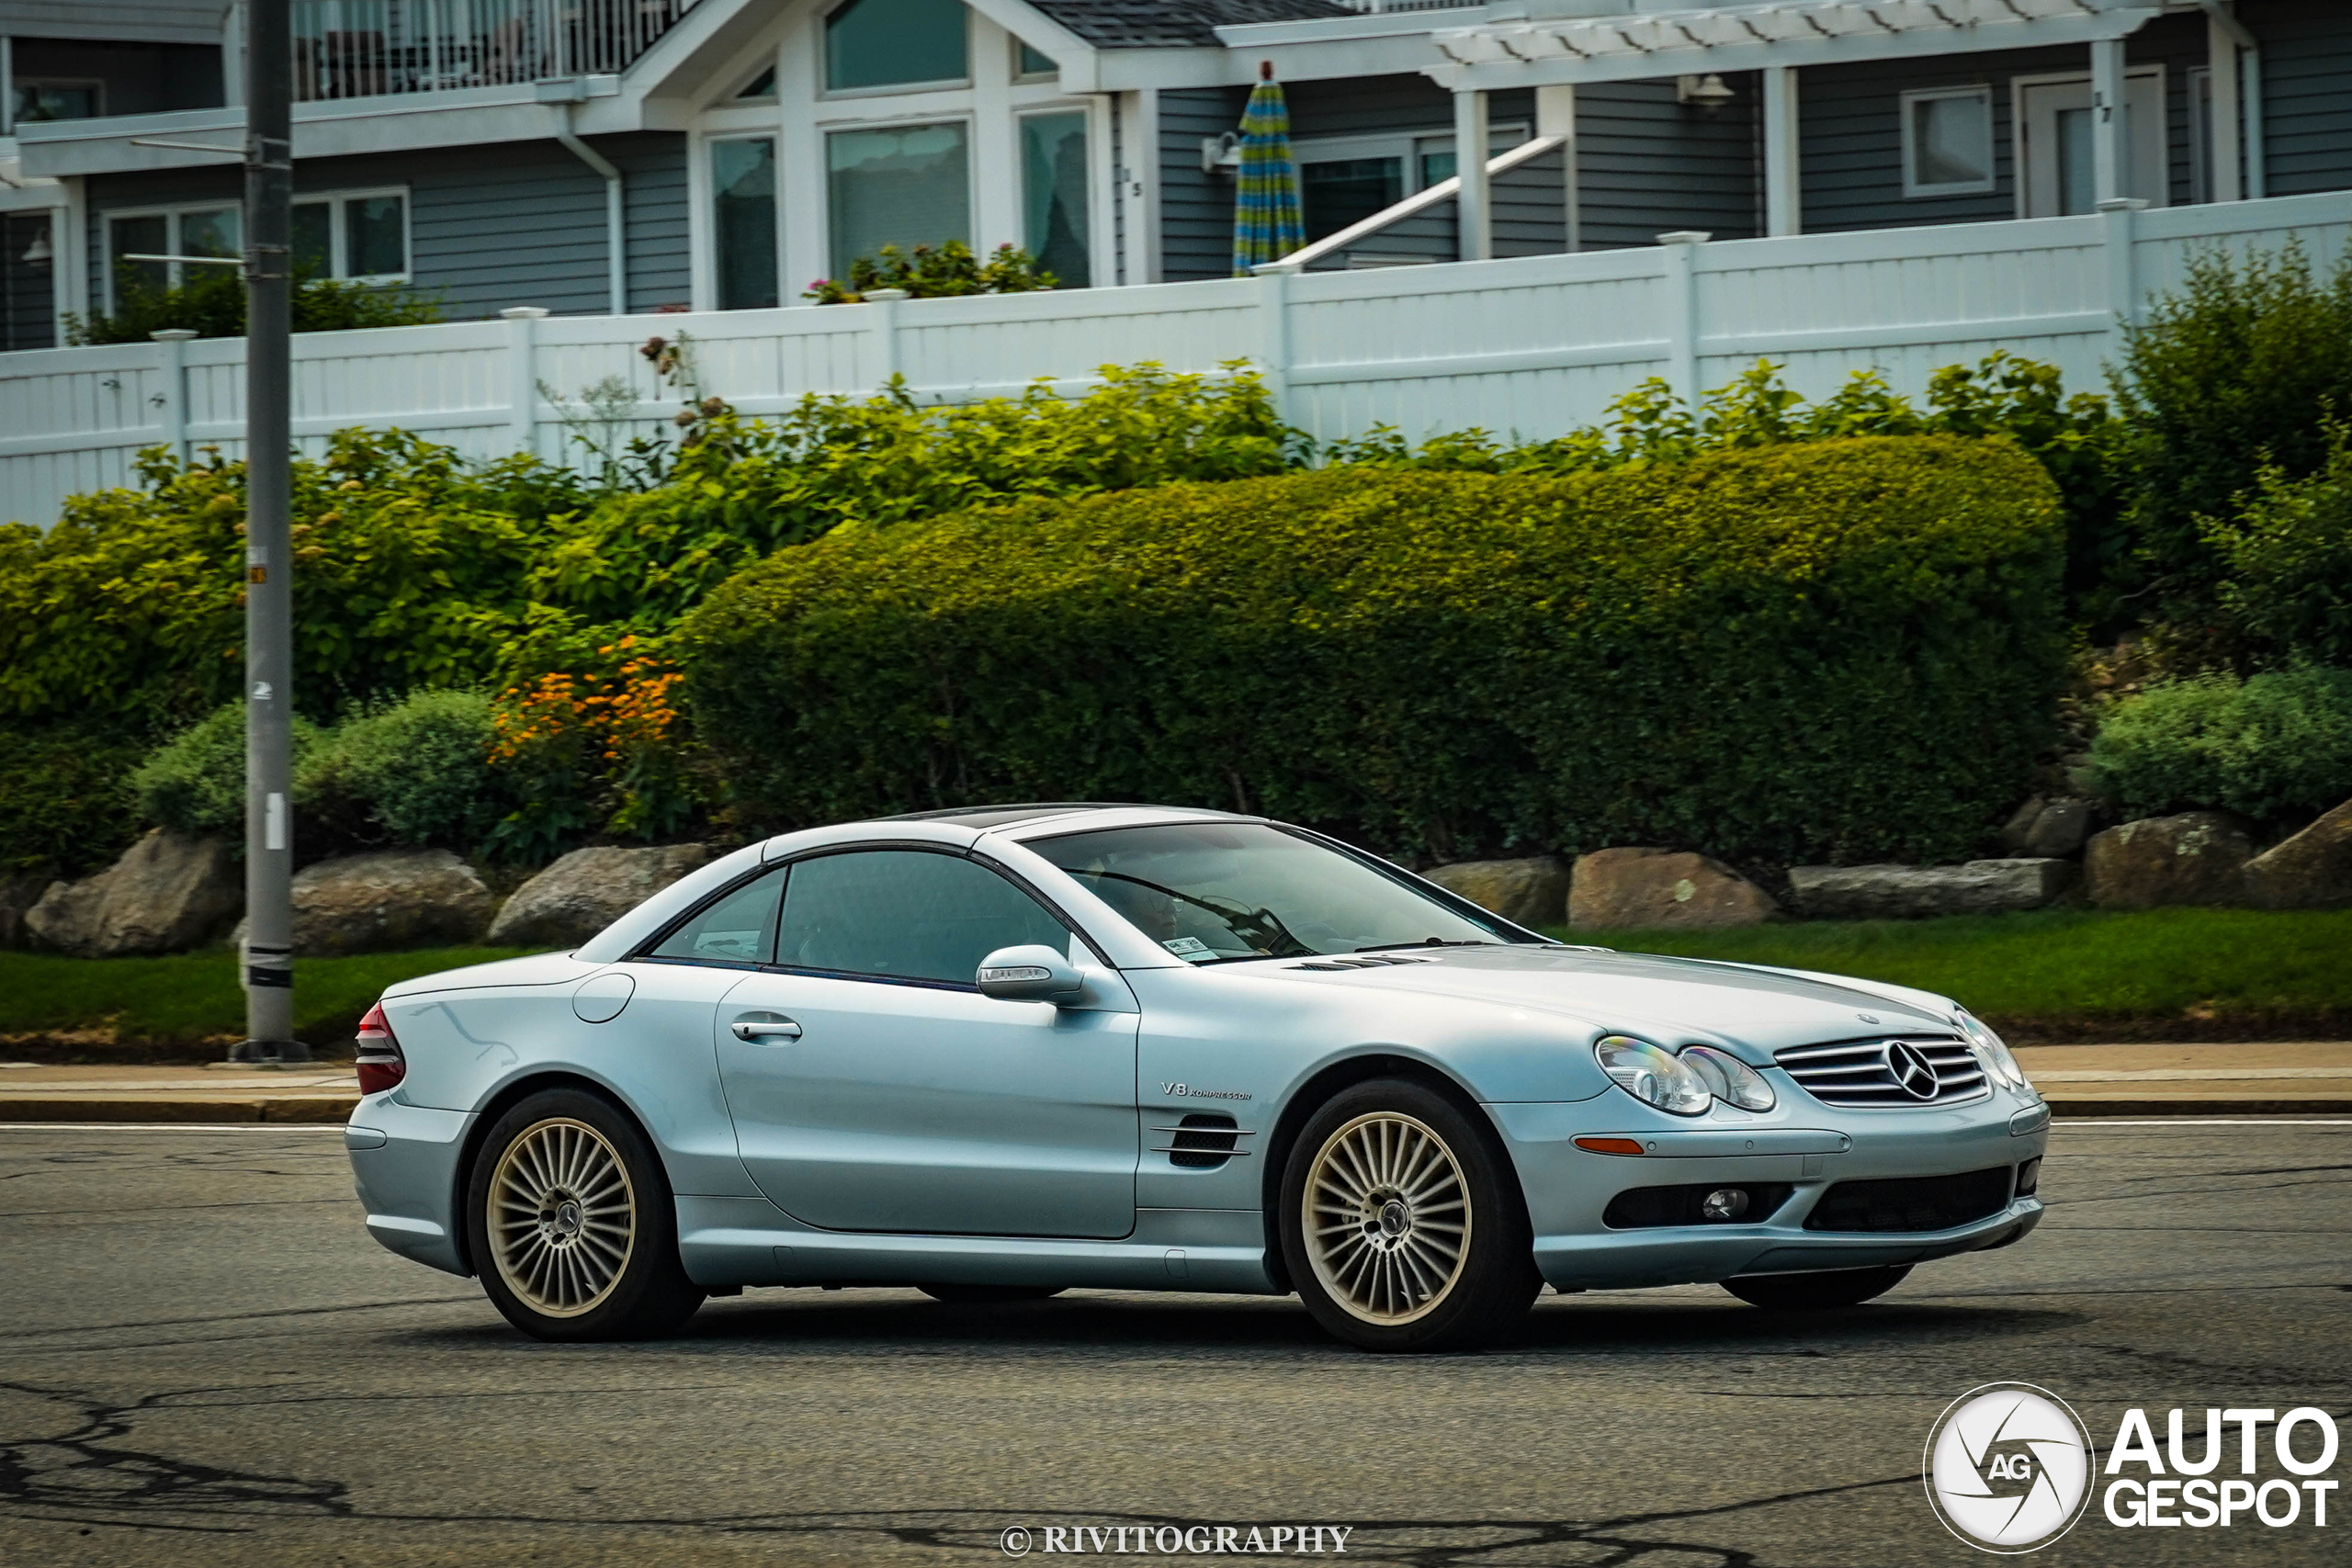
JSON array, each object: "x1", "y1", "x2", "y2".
[{"x1": 680, "y1": 434, "x2": 2066, "y2": 867}]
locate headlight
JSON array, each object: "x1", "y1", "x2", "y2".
[
  {"x1": 1594, "y1": 1036, "x2": 1712, "y2": 1116},
  {"x1": 1680, "y1": 1045, "x2": 1777, "y2": 1112},
  {"x1": 1957, "y1": 1010, "x2": 2032, "y2": 1095}
]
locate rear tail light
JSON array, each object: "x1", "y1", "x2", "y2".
[{"x1": 355, "y1": 1003, "x2": 404, "y2": 1096}]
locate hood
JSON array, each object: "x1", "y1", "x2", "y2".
[
  {"x1": 381, "y1": 950, "x2": 604, "y2": 1000},
  {"x1": 1250, "y1": 944, "x2": 1959, "y2": 1056}
]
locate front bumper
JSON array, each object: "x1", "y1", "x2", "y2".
[{"x1": 1489, "y1": 1090, "x2": 2050, "y2": 1292}]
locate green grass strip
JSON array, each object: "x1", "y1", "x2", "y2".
[
  {"x1": 0, "y1": 946, "x2": 537, "y2": 1049},
  {"x1": 1544, "y1": 908, "x2": 2352, "y2": 1035}
]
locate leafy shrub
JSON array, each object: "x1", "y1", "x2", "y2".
[
  {"x1": 132, "y1": 703, "x2": 326, "y2": 840},
  {"x1": 486, "y1": 640, "x2": 691, "y2": 861},
  {"x1": 0, "y1": 724, "x2": 146, "y2": 877},
  {"x1": 679, "y1": 435, "x2": 2066, "y2": 868},
  {"x1": 2112, "y1": 241, "x2": 2352, "y2": 621},
  {"x1": 0, "y1": 429, "x2": 587, "y2": 734},
  {"x1": 298, "y1": 690, "x2": 506, "y2": 852},
  {"x1": 2207, "y1": 432, "x2": 2352, "y2": 667},
  {"x1": 65, "y1": 265, "x2": 445, "y2": 344},
  {"x1": 1328, "y1": 354, "x2": 2121, "y2": 623},
  {"x1": 804, "y1": 241, "x2": 1056, "y2": 304},
  {"x1": 2088, "y1": 668, "x2": 2352, "y2": 822}
]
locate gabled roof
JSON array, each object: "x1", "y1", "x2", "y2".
[{"x1": 1027, "y1": 0, "x2": 1353, "y2": 50}]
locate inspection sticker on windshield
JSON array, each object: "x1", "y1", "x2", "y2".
[{"x1": 1162, "y1": 937, "x2": 1213, "y2": 958}]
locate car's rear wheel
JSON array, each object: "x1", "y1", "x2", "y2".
[
  {"x1": 918, "y1": 1284, "x2": 1066, "y2": 1304},
  {"x1": 1280, "y1": 1078, "x2": 1541, "y2": 1352},
  {"x1": 1722, "y1": 1264, "x2": 1911, "y2": 1310},
  {"x1": 468, "y1": 1088, "x2": 705, "y2": 1341}
]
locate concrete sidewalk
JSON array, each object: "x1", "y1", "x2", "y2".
[{"x1": 3, "y1": 1042, "x2": 2350, "y2": 1122}]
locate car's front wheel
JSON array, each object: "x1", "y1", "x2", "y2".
[
  {"x1": 467, "y1": 1088, "x2": 706, "y2": 1341},
  {"x1": 1279, "y1": 1078, "x2": 1542, "y2": 1352},
  {"x1": 1722, "y1": 1264, "x2": 1911, "y2": 1310}
]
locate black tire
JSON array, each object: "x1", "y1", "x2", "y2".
[
  {"x1": 466, "y1": 1087, "x2": 706, "y2": 1342},
  {"x1": 1278, "y1": 1077, "x2": 1542, "y2": 1352},
  {"x1": 918, "y1": 1284, "x2": 1067, "y2": 1304},
  {"x1": 1723, "y1": 1264, "x2": 1912, "y2": 1311}
]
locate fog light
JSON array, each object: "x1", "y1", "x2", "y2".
[
  {"x1": 1701, "y1": 1188, "x2": 1749, "y2": 1222},
  {"x1": 2016, "y1": 1157, "x2": 2041, "y2": 1197}
]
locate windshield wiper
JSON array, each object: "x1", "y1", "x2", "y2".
[{"x1": 1353, "y1": 938, "x2": 1498, "y2": 953}]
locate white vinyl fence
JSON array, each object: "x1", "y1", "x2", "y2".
[{"x1": 4, "y1": 190, "x2": 2347, "y2": 528}]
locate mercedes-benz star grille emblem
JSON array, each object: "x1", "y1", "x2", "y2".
[{"x1": 1883, "y1": 1040, "x2": 1942, "y2": 1100}]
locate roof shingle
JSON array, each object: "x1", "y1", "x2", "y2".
[{"x1": 1028, "y1": 0, "x2": 1355, "y2": 49}]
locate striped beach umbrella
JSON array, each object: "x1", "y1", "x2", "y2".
[{"x1": 1231, "y1": 67, "x2": 1305, "y2": 276}]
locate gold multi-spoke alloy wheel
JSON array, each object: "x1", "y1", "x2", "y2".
[
  {"x1": 488, "y1": 1117, "x2": 638, "y2": 1318},
  {"x1": 1302, "y1": 1111, "x2": 1473, "y2": 1325}
]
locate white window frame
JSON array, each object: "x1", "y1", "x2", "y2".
[
  {"x1": 704, "y1": 130, "x2": 786, "y2": 310},
  {"x1": 2011, "y1": 65, "x2": 2168, "y2": 220},
  {"x1": 101, "y1": 202, "x2": 242, "y2": 308},
  {"x1": 1899, "y1": 85, "x2": 1996, "y2": 198},
  {"x1": 821, "y1": 111, "x2": 978, "y2": 280},
  {"x1": 1288, "y1": 124, "x2": 1529, "y2": 239},
  {"x1": 2186, "y1": 65, "x2": 2214, "y2": 206},
  {"x1": 293, "y1": 186, "x2": 413, "y2": 284},
  {"x1": 819, "y1": 0, "x2": 972, "y2": 100},
  {"x1": 13, "y1": 75, "x2": 106, "y2": 123},
  {"x1": 688, "y1": 3, "x2": 1116, "y2": 306}
]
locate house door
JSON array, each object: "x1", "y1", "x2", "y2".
[{"x1": 2018, "y1": 72, "x2": 2166, "y2": 218}]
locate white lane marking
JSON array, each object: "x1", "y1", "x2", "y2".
[
  {"x1": 0, "y1": 1123, "x2": 349, "y2": 1133},
  {"x1": 2035, "y1": 1066, "x2": 2352, "y2": 1081},
  {"x1": 2054, "y1": 1118, "x2": 2352, "y2": 1127}
]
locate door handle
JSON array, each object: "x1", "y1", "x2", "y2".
[{"x1": 731, "y1": 1016, "x2": 803, "y2": 1043}]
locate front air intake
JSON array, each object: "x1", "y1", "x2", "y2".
[{"x1": 1154, "y1": 1113, "x2": 1250, "y2": 1169}]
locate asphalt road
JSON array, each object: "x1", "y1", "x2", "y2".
[{"x1": 1, "y1": 1121, "x2": 2346, "y2": 1568}]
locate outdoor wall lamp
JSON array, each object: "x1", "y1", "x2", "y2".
[
  {"x1": 1677, "y1": 73, "x2": 1736, "y2": 114},
  {"x1": 1202, "y1": 130, "x2": 1242, "y2": 175}
]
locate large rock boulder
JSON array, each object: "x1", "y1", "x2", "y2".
[
  {"x1": 1567, "y1": 848, "x2": 1781, "y2": 931},
  {"x1": 1999, "y1": 796, "x2": 2094, "y2": 859},
  {"x1": 278, "y1": 850, "x2": 496, "y2": 955},
  {"x1": 24, "y1": 830, "x2": 242, "y2": 957},
  {"x1": 0, "y1": 873, "x2": 50, "y2": 950},
  {"x1": 488, "y1": 843, "x2": 716, "y2": 950},
  {"x1": 1788, "y1": 859, "x2": 2075, "y2": 920},
  {"x1": 2243, "y1": 799, "x2": 2352, "y2": 910},
  {"x1": 2084, "y1": 812, "x2": 2253, "y2": 909},
  {"x1": 1422, "y1": 855, "x2": 1571, "y2": 929}
]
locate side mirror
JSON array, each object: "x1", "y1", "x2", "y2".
[{"x1": 976, "y1": 944, "x2": 1084, "y2": 1004}]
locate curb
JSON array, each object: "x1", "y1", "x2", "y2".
[
  {"x1": 0, "y1": 1097, "x2": 358, "y2": 1124},
  {"x1": 2042, "y1": 1095, "x2": 2352, "y2": 1118}
]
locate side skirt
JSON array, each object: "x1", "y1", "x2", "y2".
[{"x1": 674, "y1": 1198, "x2": 1280, "y2": 1294}]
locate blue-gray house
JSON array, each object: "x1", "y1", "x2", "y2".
[{"x1": 2, "y1": 0, "x2": 2347, "y2": 350}]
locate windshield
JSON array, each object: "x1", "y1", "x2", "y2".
[{"x1": 1030, "y1": 822, "x2": 1531, "y2": 964}]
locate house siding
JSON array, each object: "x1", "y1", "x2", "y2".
[
  {"x1": 83, "y1": 134, "x2": 690, "y2": 321},
  {"x1": 2252, "y1": 0, "x2": 2352, "y2": 198},
  {"x1": 2, "y1": 212, "x2": 55, "y2": 351},
  {"x1": 1577, "y1": 76, "x2": 1761, "y2": 250},
  {"x1": 1159, "y1": 85, "x2": 1247, "y2": 282},
  {"x1": 1798, "y1": 12, "x2": 2209, "y2": 233}
]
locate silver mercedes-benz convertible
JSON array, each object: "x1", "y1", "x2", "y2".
[{"x1": 345, "y1": 805, "x2": 2049, "y2": 1351}]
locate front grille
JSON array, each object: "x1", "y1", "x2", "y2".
[
  {"x1": 1154, "y1": 1113, "x2": 1249, "y2": 1169},
  {"x1": 1774, "y1": 1035, "x2": 1987, "y2": 1109},
  {"x1": 1804, "y1": 1166, "x2": 2014, "y2": 1233}
]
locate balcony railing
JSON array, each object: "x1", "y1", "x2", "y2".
[{"x1": 291, "y1": 0, "x2": 699, "y2": 101}]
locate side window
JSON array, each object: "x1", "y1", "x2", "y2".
[
  {"x1": 776, "y1": 850, "x2": 1069, "y2": 986},
  {"x1": 650, "y1": 866, "x2": 786, "y2": 964}
]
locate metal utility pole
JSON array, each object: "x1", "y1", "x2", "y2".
[{"x1": 234, "y1": 0, "x2": 305, "y2": 1063}]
